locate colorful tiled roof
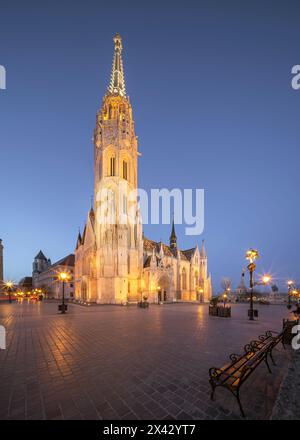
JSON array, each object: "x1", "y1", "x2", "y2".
[
  {"x1": 181, "y1": 248, "x2": 196, "y2": 261},
  {"x1": 143, "y1": 236, "x2": 189, "y2": 260}
]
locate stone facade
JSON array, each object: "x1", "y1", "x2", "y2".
[
  {"x1": 32, "y1": 252, "x2": 75, "y2": 299},
  {"x1": 74, "y1": 34, "x2": 212, "y2": 304}
]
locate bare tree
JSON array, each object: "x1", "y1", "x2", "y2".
[{"x1": 221, "y1": 277, "x2": 232, "y2": 292}]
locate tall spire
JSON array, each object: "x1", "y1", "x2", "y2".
[
  {"x1": 169, "y1": 218, "x2": 177, "y2": 249},
  {"x1": 108, "y1": 33, "x2": 126, "y2": 97}
]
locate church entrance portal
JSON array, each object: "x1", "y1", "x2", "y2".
[{"x1": 157, "y1": 275, "x2": 170, "y2": 303}]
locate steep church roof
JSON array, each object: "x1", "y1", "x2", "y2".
[
  {"x1": 181, "y1": 248, "x2": 196, "y2": 261},
  {"x1": 143, "y1": 237, "x2": 174, "y2": 257},
  {"x1": 52, "y1": 254, "x2": 75, "y2": 267},
  {"x1": 143, "y1": 236, "x2": 189, "y2": 261}
]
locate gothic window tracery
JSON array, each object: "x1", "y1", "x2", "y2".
[
  {"x1": 110, "y1": 156, "x2": 116, "y2": 176},
  {"x1": 182, "y1": 267, "x2": 187, "y2": 290}
]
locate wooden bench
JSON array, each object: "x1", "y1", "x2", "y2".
[
  {"x1": 208, "y1": 320, "x2": 298, "y2": 417},
  {"x1": 209, "y1": 340, "x2": 273, "y2": 417}
]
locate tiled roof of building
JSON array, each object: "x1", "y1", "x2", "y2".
[
  {"x1": 143, "y1": 256, "x2": 152, "y2": 268},
  {"x1": 143, "y1": 237, "x2": 189, "y2": 260},
  {"x1": 19, "y1": 277, "x2": 32, "y2": 286},
  {"x1": 181, "y1": 248, "x2": 196, "y2": 261},
  {"x1": 52, "y1": 254, "x2": 75, "y2": 267}
]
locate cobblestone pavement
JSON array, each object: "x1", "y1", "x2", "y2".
[
  {"x1": 271, "y1": 350, "x2": 300, "y2": 419},
  {"x1": 0, "y1": 301, "x2": 292, "y2": 420}
]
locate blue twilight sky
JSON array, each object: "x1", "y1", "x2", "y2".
[{"x1": 0, "y1": 0, "x2": 299, "y2": 291}]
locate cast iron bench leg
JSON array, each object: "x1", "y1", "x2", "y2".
[
  {"x1": 264, "y1": 355, "x2": 272, "y2": 373},
  {"x1": 233, "y1": 388, "x2": 246, "y2": 418},
  {"x1": 209, "y1": 380, "x2": 216, "y2": 400},
  {"x1": 269, "y1": 349, "x2": 276, "y2": 366}
]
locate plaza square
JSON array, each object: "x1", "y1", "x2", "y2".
[{"x1": 0, "y1": 301, "x2": 294, "y2": 420}]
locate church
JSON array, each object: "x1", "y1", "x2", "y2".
[{"x1": 74, "y1": 34, "x2": 212, "y2": 304}]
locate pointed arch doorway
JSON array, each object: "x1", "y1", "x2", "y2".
[{"x1": 157, "y1": 274, "x2": 170, "y2": 303}]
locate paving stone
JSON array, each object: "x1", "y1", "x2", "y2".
[{"x1": 0, "y1": 301, "x2": 292, "y2": 420}]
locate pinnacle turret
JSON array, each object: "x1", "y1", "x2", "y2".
[{"x1": 200, "y1": 240, "x2": 207, "y2": 258}]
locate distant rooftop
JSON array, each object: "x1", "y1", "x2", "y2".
[
  {"x1": 52, "y1": 254, "x2": 75, "y2": 267},
  {"x1": 34, "y1": 250, "x2": 47, "y2": 260}
]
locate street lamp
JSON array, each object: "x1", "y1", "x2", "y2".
[
  {"x1": 58, "y1": 272, "x2": 70, "y2": 314},
  {"x1": 198, "y1": 287, "x2": 204, "y2": 302},
  {"x1": 4, "y1": 281, "x2": 14, "y2": 303},
  {"x1": 287, "y1": 280, "x2": 294, "y2": 309},
  {"x1": 245, "y1": 249, "x2": 259, "y2": 321},
  {"x1": 261, "y1": 275, "x2": 271, "y2": 284},
  {"x1": 157, "y1": 285, "x2": 161, "y2": 303},
  {"x1": 223, "y1": 292, "x2": 227, "y2": 308}
]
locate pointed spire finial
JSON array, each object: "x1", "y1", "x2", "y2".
[
  {"x1": 108, "y1": 33, "x2": 126, "y2": 97},
  {"x1": 169, "y1": 215, "x2": 177, "y2": 249}
]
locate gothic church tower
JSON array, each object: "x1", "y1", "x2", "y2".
[{"x1": 75, "y1": 34, "x2": 143, "y2": 304}]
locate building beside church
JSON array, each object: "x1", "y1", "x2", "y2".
[
  {"x1": 74, "y1": 34, "x2": 212, "y2": 304},
  {"x1": 32, "y1": 251, "x2": 75, "y2": 299}
]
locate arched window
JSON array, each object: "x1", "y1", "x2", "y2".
[
  {"x1": 110, "y1": 156, "x2": 115, "y2": 176},
  {"x1": 182, "y1": 268, "x2": 187, "y2": 290},
  {"x1": 123, "y1": 160, "x2": 128, "y2": 180}
]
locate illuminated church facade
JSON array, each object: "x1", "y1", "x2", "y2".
[{"x1": 74, "y1": 34, "x2": 212, "y2": 304}]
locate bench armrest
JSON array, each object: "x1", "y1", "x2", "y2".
[
  {"x1": 229, "y1": 353, "x2": 240, "y2": 361},
  {"x1": 244, "y1": 343, "x2": 254, "y2": 354},
  {"x1": 209, "y1": 367, "x2": 223, "y2": 381},
  {"x1": 267, "y1": 330, "x2": 279, "y2": 336}
]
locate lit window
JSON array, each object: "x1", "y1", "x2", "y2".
[{"x1": 110, "y1": 157, "x2": 115, "y2": 176}]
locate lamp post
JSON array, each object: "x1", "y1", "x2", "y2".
[
  {"x1": 223, "y1": 292, "x2": 227, "y2": 308},
  {"x1": 287, "y1": 280, "x2": 294, "y2": 309},
  {"x1": 291, "y1": 288, "x2": 300, "y2": 314},
  {"x1": 58, "y1": 272, "x2": 70, "y2": 314},
  {"x1": 198, "y1": 287, "x2": 204, "y2": 302},
  {"x1": 245, "y1": 249, "x2": 259, "y2": 321},
  {"x1": 157, "y1": 286, "x2": 161, "y2": 303},
  {"x1": 4, "y1": 281, "x2": 14, "y2": 303}
]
